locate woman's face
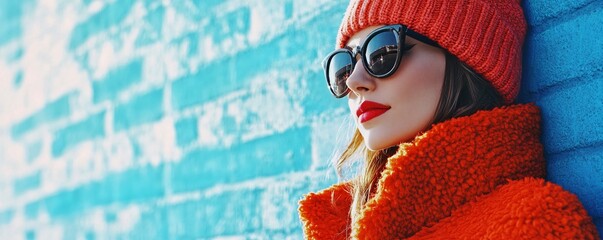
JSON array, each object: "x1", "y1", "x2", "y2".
[{"x1": 346, "y1": 25, "x2": 446, "y2": 151}]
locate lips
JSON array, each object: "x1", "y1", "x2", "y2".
[{"x1": 356, "y1": 101, "x2": 391, "y2": 123}]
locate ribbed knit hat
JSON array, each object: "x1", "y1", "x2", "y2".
[{"x1": 337, "y1": 0, "x2": 526, "y2": 104}]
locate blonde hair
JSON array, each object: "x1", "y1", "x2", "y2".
[{"x1": 335, "y1": 52, "x2": 505, "y2": 229}]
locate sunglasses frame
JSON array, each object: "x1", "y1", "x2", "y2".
[{"x1": 323, "y1": 24, "x2": 439, "y2": 98}]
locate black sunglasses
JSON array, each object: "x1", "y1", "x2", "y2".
[{"x1": 323, "y1": 25, "x2": 439, "y2": 98}]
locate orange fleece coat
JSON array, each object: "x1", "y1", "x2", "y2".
[{"x1": 298, "y1": 104, "x2": 599, "y2": 239}]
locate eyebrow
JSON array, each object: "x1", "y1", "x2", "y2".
[{"x1": 343, "y1": 45, "x2": 354, "y2": 51}]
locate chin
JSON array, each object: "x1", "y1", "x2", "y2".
[
  {"x1": 364, "y1": 140, "x2": 395, "y2": 151},
  {"x1": 364, "y1": 133, "x2": 416, "y2": 151}
]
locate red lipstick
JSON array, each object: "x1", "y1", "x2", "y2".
[{"x1": 356, "y1": 101, "x2": 391, "y2": 124}]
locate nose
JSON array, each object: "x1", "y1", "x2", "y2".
[{"x1": 346, "y1": 59, "x2": 376, "y2": 97}]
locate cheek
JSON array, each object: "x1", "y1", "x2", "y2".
[
  {"x1": 387, "y1": 50, "x2": 445, "y2": 132},
  {"x1": 404, "y1": 50, "x2": 445, "y2": 95}
]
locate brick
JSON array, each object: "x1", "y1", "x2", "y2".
[
  {"x1": 547, "y1": 145, "x2": 603, "y2": 218},
  {"x1": 301, "y1": 69, "x2": 343, "y2": 116},
  {"x1": 25, "y1": 230, "x2": 34, "y2": 240},
  {"x1": 284, "y1": 7, "x2": 348, "y2": 115},
  {"x1": 523, "y1": 3, "x2": 603, "y2": 94},
  {"x1": 170, "y1": 64, "x2": 221, "y2": 110},
  {"x1": 68, "y1": 1, "x2": 136, "y2": 50},
  {"x1": 134, "y1": 6, "x2": 166, "y2": 47},
  {"x1": 145, "y1": 6, "x2": 165, "y2": 33},
  {"x1": 85, "y1": 232, "x2": 95, "y2": 240},
  {"x1": 174, "y1": 117, "x2": 198, "y2": 147},
  {"x1": 171, "y1": 4, "x2": 343, "y2": 110},
  {"x1": 170, "y1": 35, "x2": 287, "y2": 109},
  {"x1": 92, "y1": 59, "x2": 143, "y2": 103},
  {"x1": 0, "y1": 209, "x2": 14, "y2": 225},
  {"x1": 41, "y1": 186, "x2": 87, "y2": 218},
  {"x1": 523, "y1": 0, "x2": 597, "y2": 28},
  {"x1": 0, "y1": 1, "x2": 25, "y2": 46},
  {"x1": 52, "y1": 111, "x2": 105, "y2": 157},
  {"x1": 25, "y1": 140, "x2": 42, "y2": 162},
  {"x1": 83, "y1": 164, "x2": 165, "y2": 206},
  {"x1": 40, "y1": 164, "x2": 165, "y2": 218},
  {"x1": 166, "y1": 188, "x2": 263, "y2": 238},
  {"x1": 113, "y1": 88, "x2": 164, "y2": 132},
  {"x1": 260, "y1": 180, "x2": 315, "y2": 233},
  {"x1": 538, "y1": 76, "x2": 603, "y2": 154},
  {"x1": 107, "y1": 164, "x2": 165, "y2": 203},
  {"x1": 131, "y1": 140, "x2": 143, "y2": 158},
  {"x1": 284, "y1": 1, "x2": 294, "y2": 19},
  {"x1": 310, "y1": 113, "x2": 353, "y2": 171},
  {"x1": 11, "y1": 94, "x2": 72, "y2": 139},
  {"x1": 207, "y1": 7, "x2": 250, "y2": 43},
  {"x1": 12, "y1": 171, "x2": 41, "y2": 196},
  {"x1": 189, "y1": 0, "x2": 223, "y2": 13},
  {"x1": 7, "y1": 47, "x2": 24, "y2": 62},
  {"x1": 595, "y1": 218, "x2": 602, "y2": 238},
  {"x1": 170, "y1": 32, "x2": 200, "y2": 57},
  {"x1": 122, "y1": 206, "x2": 169, "y2": 239},
  {"x1": 170, "y1": 126, "x2": 311, "y2": 193},
  {"x1": 24, "y1": 201, "x2": 40, "y2": 219},
  {"x1": 13, "y1": 70, "x2": 23, "y2": 88}
]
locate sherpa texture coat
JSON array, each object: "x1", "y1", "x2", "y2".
[{"x1": 298, "y1": 104, "x2": 599, "y2": 239}]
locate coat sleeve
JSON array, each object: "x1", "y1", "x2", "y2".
[{"x1": 409, "y1": 177, "x2": 600, "y2": 239}]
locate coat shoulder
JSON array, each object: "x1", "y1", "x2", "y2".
[
  {"x1": 411, "y1": 177, "x2": 600, "y2": 239},
  {"x1": 298, "y1": 182, "x2": 352, "y2": 240}
]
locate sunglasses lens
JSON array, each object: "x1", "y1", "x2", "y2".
[
  {"x1": 365, "y1": 30, "x2": 399, "y2": 76},
  {"x1": 327, "y1": 52, "x2": 354, "y2": 97}
]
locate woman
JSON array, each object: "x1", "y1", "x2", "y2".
[{"x1": 298, "y1": 0, "x2": 599, "y2": 239}]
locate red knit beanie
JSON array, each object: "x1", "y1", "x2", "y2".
[{"x1": 337, "y1": 0, "x2": 527, "y2": 104}]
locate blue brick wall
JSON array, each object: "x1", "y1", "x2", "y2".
[
  {"x1": 0, "y1": 1, "x2": 601, "y2": 239},
  {"x1": 520, "y1": 0, "x2": 603, "y2": 234}
]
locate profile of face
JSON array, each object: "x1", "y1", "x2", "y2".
[{"x1": 345, "y1": 25, "x2": 446, "y2": 151}]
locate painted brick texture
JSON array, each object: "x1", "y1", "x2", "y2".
[
  {"x1": 0, "y1": 1, "x2": 601, "y2": 239},
  {"x1": 520, "y1": 0, "x2": 603, "y2": 233}
]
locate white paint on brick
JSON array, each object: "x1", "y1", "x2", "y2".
[
  {"x1": 41, "y1": 155, "x2": 69, "y2": 194},
  {"x1": 73, "y1": 84, "x2": 94, "y2": 118},
  {"x1": 87, "y1": 0, "x2": 105, "y2": 14},
  {"x1": 0, "y1": 0, "x2": 353, "y2": 238},
  {"x1": 103, "y1": 133, "x2": 135, "y2": 173},
  {"x1": 19, "y1": 0, "x2": 83, "y2": 114},
  {"x1": 238, "y1": 70, "x2": 304, "y2": 142},
  {"x1": 71, "y1": 205, "x2": 142, "y2": 239},
  {"x1": 32, "y1": 221, "x2": 64, "y2": 240},
  {"x1": 188, "y1": 69, "x2": 306, "y2": 149},
  {"x1": 159, "y1": 190, "x2": 202, "y2": 206},
  {"x1": 197, "y1": 102, "x2": 227, "y2": 148},
  {"x1": 310, "y1": 108, "x2": 354, "y2": 173},
  {"x1": 0, "y1": 137, "x2": 27, "y2": 208},
  {"x1": 0, "y1": 225, "x2": 28, "y2": 240},
  {"x1": 0, "y1": 135, "x2": 26, "y2": 168},
  {"x1": 144, "y1": 45, "x2": 168, "y2": 84},
  {"x1": 94, "y1": 41, "x2": 117, "y2": 80},
  {"x1": 247, "y1": 3, "x2": 285, "y2": 44},
  {"x1": 0, "y1": 49, "x2": 19, "y2": 126},
  {"x1": 162, "y1": 43, "x2": 186, "y2": 81},
  {"x1": 260, "y1": 184, "x2": 297, "y2": 230},
  {"x1": 201, "y1": 37, "x2": 217, "y2": 61},
  {"x1": 81, "y1": 208, "x2": 108, "y2": 238},
  {"x1": 162, "y1": 5, "x2": 196, "y2": 43},
  {"x1": 111, "y1": 205, "x2": 142, "y2": 234},
  {"x1": 68, "y1": 142, "x2": 102, "y2": 185},
  {"x1": 131, "y1": 117, "x2": 179, "y2": 166}
]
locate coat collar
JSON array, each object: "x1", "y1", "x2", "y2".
[{"x1": 299, "y1": 103, "x2": 546, "y2": 239}]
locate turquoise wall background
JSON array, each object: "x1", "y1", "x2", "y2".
[{"x1": 0, "y1": 0, "x2": 601, "y2": 239}]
